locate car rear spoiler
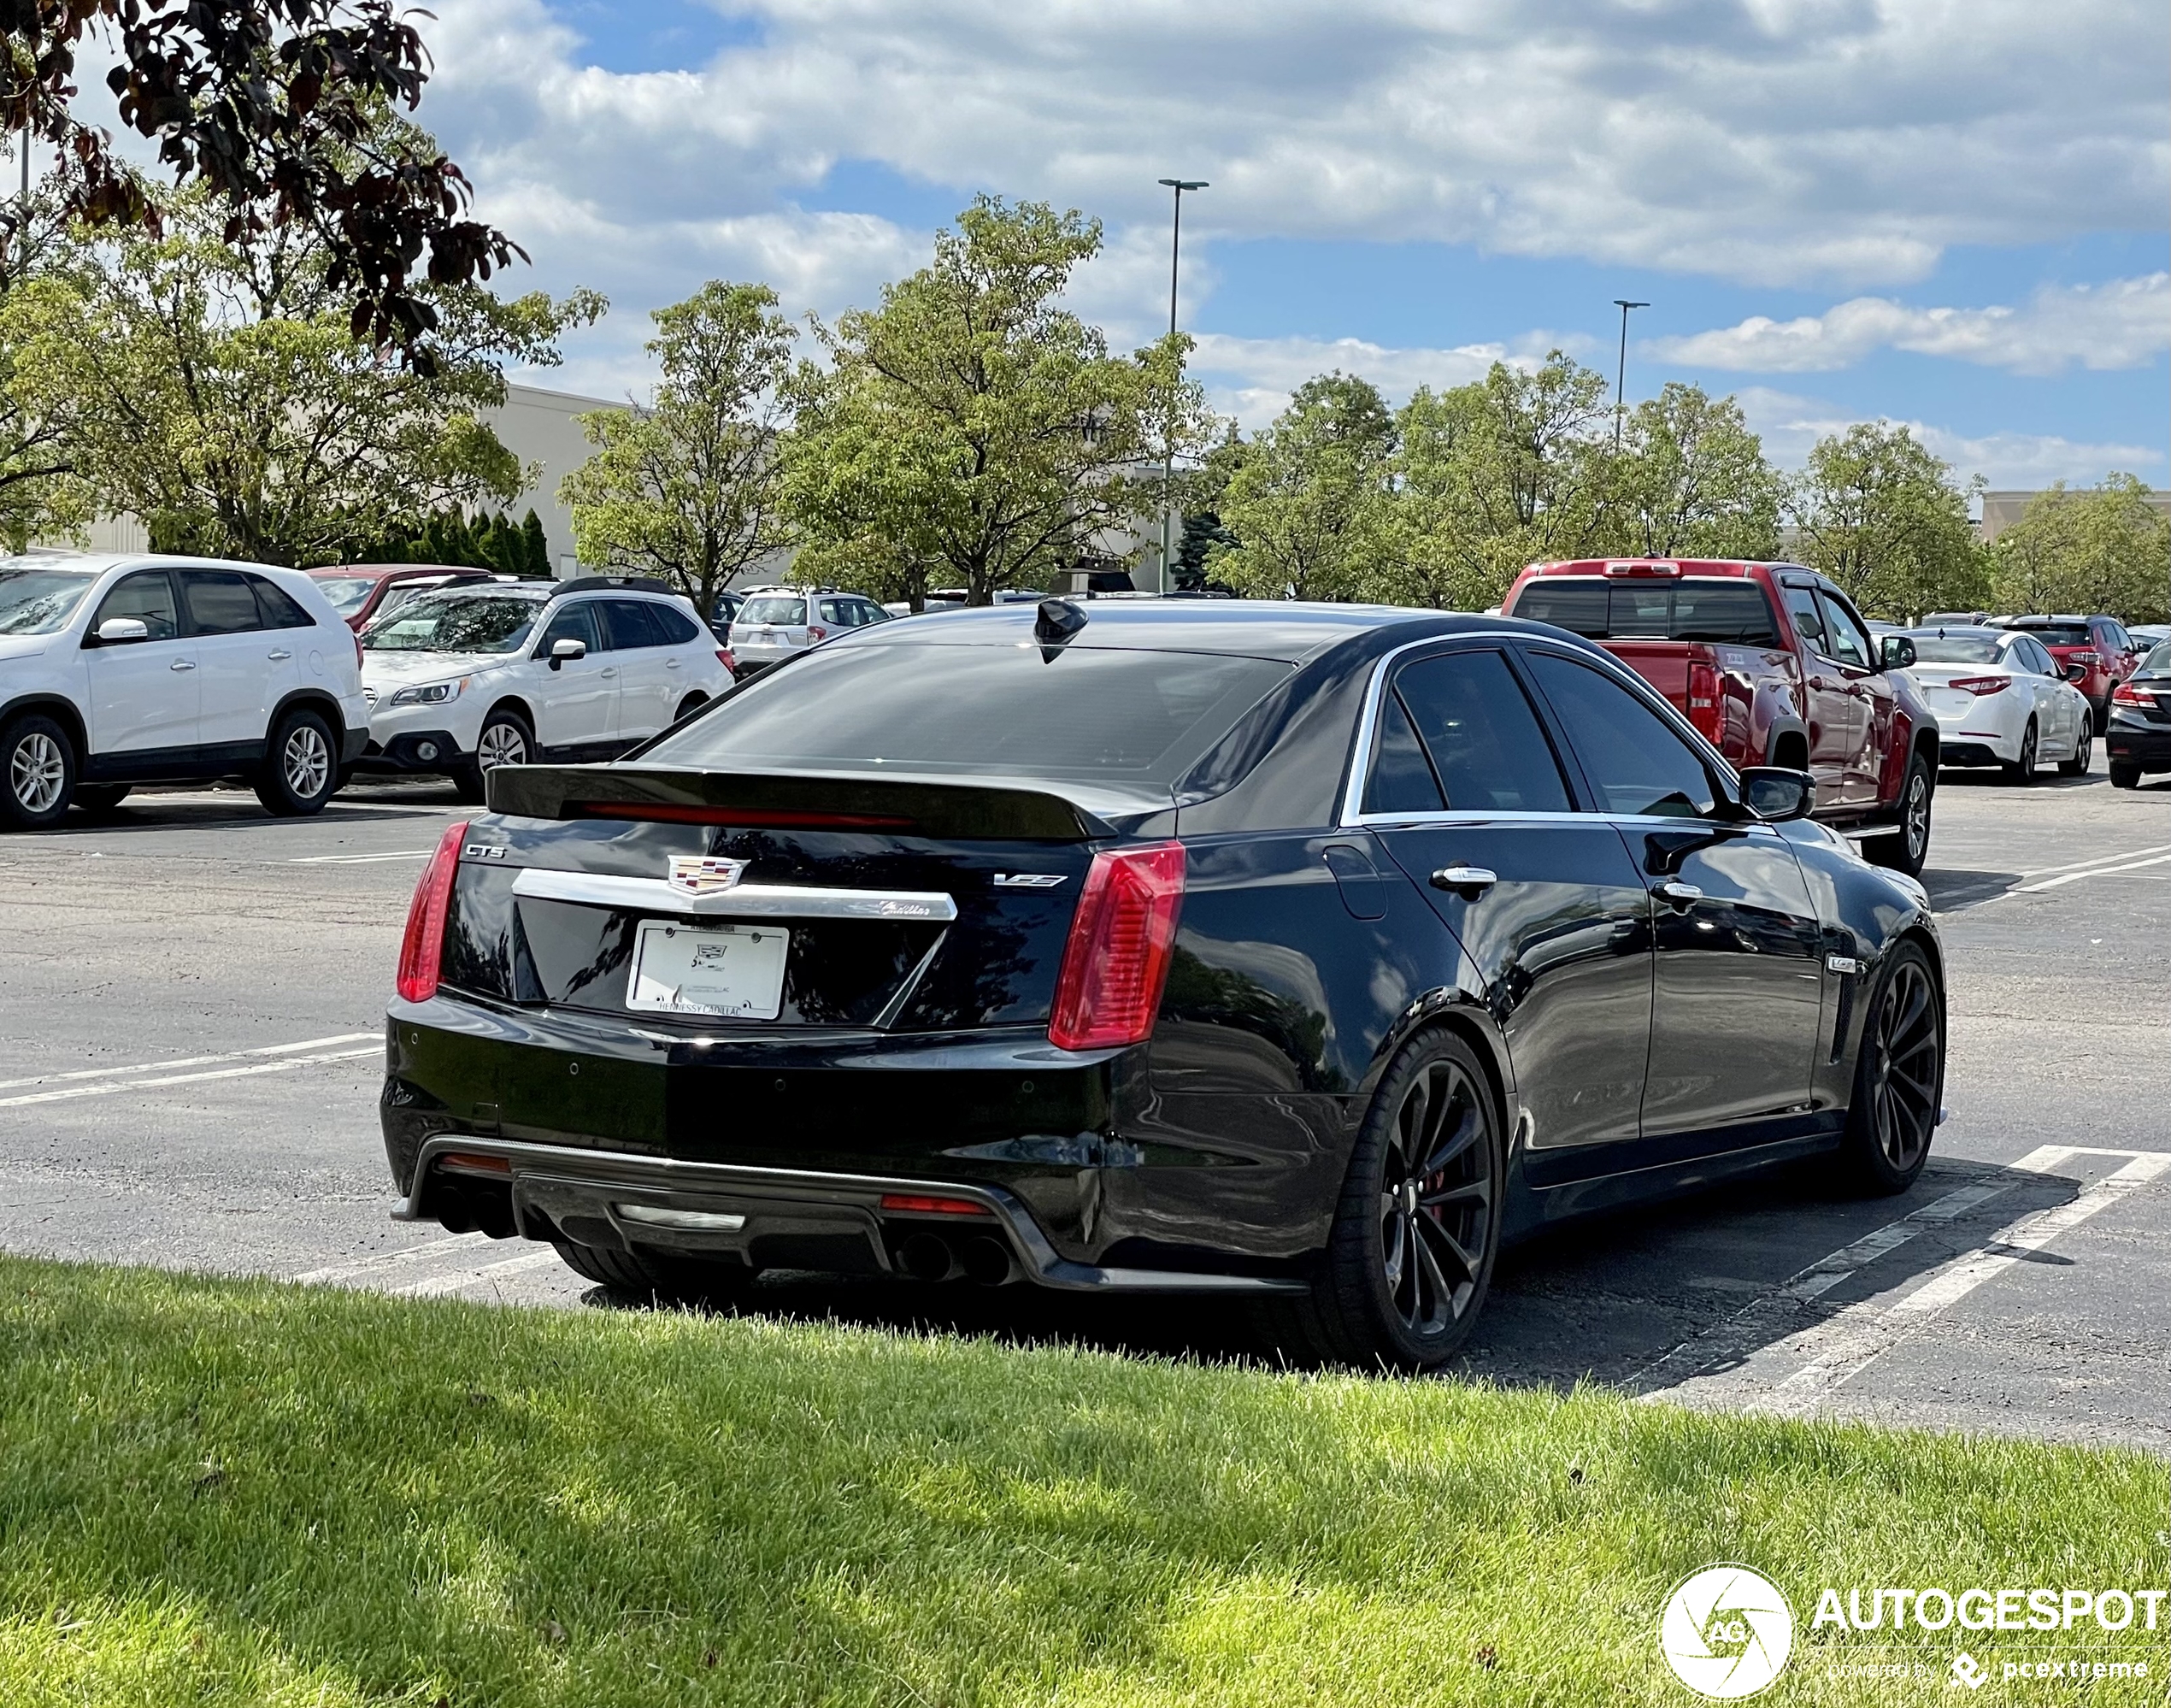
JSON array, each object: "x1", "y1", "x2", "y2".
[{"x1": 485, "y1": 765, "x2": 1116, "y2": 841}]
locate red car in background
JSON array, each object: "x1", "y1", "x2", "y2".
[
  {"x1": 1503, "y1": 558, "x2": 1940, "y2": 874},
  {"x1": 306, "y1": 564, "x2": 497, "y2": 632},
  {"x1": 1988, "y1": 615, "x2": 2143, "y2": 734}
]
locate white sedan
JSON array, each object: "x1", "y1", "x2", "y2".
[{"x1": 1899, "y1": 626, "x2": 2094, "y2": 782}]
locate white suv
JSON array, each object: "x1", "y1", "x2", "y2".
[
  {"x1": 0, "y1": 551, "x2": 369, "y2": 829},
  {"x1": 727, "y1": 588, "x2": 891, "y2": 675},
  {"x1": 358, "y1": 575, "x2": 732, "y2": 801}
]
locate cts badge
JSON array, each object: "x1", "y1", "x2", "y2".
[
  {"x1": 993, "y1": 872, "x2": 1068, "y2": 889},
  {"x1": 668, "y1": 855, "x2": 750, "y2": 895}
]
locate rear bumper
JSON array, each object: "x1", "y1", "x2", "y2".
[
  {"x1": 379, "y1": 997, "x2": 1313, "y2": 1293},
  {"x1": 2106, "y1": 719, "x2": 2171, "y2": 773}
]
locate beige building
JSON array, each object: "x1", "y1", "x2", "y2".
[
  {"x1": 1979, "y1": 488, "x2": 2171, "y2": 544},
  {"x1": 53, "y1": 380, "x2": 625, "y2": 574}
]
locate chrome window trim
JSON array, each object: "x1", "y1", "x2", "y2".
[
  {"x1": 1337, "y1": 629, "x2": 1740, "y2": 829},
  {"x1": 509, "y1": 866, "x2": 959, "y2": 922}
]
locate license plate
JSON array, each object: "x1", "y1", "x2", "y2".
[{"x1": 626, "y1": 920, "x2": 789, "y2": 1019}]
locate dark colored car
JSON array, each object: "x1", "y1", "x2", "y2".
[
  {"x1": 307, "y1": 564, "x2": 497, "y2": 631},
  {"x1": 1502, "y1": 560, "x2": 1939, "y2": 875},
  {"x1": 2107, "y1": 639, "x2": 2171, "y2": 789},
  {"x1": 381, "y1": 602, "x2": 1946, "y2": 1369},
  {"x1": 1990, "y1": 615, "x2": 2143, "y2": 733}
]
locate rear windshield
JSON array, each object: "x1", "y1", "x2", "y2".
[
  {"x1": 363, "y1": 593, "x2": 540, "y2": 654},
  {"x1": 1905, "y1": 632, "x2": 2006, "y2": 663},
  {"x1": 0, "y1": 568, "x2": 97, "y2": 634},
  {"x1": 2008, "y1": 623, "x2": 2092, "y2": 647},
  {"x1": 647, "y1": 644, "x2": 1292, "y2": 786},
  {"x1": 738, "y1": 596, "x2": 807, "y2": 625},
  {"x1": 310, "y1": 576, "x2": 379, "y2": 615},
  {"x1": 2142, "y1": 641, "x2": 2171, "y2": 674},
  {"x1": 1510, "y1": 577, "x2": 1779, "y2": 645}
]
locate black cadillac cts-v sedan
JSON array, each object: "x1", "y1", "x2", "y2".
[{"x1": 382, "y1": 600, "x2": 1946, "y2": 1369}]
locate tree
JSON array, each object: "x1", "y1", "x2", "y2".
[
  {"x1": 559, "y1": 281, "x2": 797, "y2": 615},
  {"x1": 2, "y1": 185, "x2": 601, "y2": 566},
  {"x1": 1991, "y1": 476, "x2": 2170, "y2": 623},
  {"x1": 1377, "y1": 354, "x2": 1615, "y2": 610},
  {"x1": 1209, "y1": 373, "x2": 1397, "y2": 601},
  {"x1": 783, "y1": 196, "x2": 1211, "y2": 608},
  {"x1": 4, "y1": 1, "x2": 520, "y2": 365},
  {"x1": 1786, "y1": 422, "x2": 1986, "y2": 619},
  {"x1": 1607, "y1": 384, "x2": 1782, "y2": 560}
]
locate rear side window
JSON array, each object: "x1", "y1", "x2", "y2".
[
  {"x1": 92, "y1": 571, "x2": 180, "y2": 640},
  {"x1": 252, "y1": 578, "x2": 314, "y2": 629},
  {"x1": 1781, "y1": 586, "x2": 1830, "y2": 654},
  {"x1": 648, "y1": 602, "x2": 700, "y2": 645},
  {"x1": 1362, "y1": 692, "x2": 1444, "y2": 814},
  {"x1": 600, "y1": 599, "x2": 665, "y2": 651},
  {"x1": 1513, "y1": 578, "x2": 1777, "y2": 645},
  {"x1": 181, "y1": 570, "x2": 263, "y2": 635},
  {"x1": 1386, "y1": 651, "x2": 1571, "y2": 813},
  {"x1": 1524, "y1": 651, "x2": 1716, "y2": 820},
  {"x1": 646, "y1": 644, "x2": 1291, "y2": 785}
]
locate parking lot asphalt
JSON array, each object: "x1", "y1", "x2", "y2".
[{"x1": 2, "y1": 763, "x2": 2166, "y2": 1447}]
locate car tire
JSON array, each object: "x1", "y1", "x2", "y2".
[
  {"x1": 2092, "y1": 699, "x2": 2109, "y2": 737},
  {"x1": 453, "y1": 707, "x2": 535, "y2": 805},
  {"x1": 2108, "y1": 762, "x2": 2142, "y2": 789},
  {"x1": 1, "y1": 712, "x2": 76, "y2": 829},
  {"x1": 2057, "y1": 717, "x2": 2092, "y2": 777},
  {"x1": 70, "y1": 782, "x2": 132, "y2": 816},
  {"x1": 254, "y1": 708, "x2": 339, "y2": 816},
  {"x1": 1864, "y1": 750, "x2": 1934, "y2": 876},
  {"x1": 1268, "y1": 1027, "x2": 1501, "y2": 1371},
  {"x1": 1827, "y1": 940, "x2": 1943, "y2": 1196},
  {"x1": 2001, "y1": 719, "x2": 2038, "y2": 785},
  {"x1": 551, "y1": 1238, "x2": 755, "y2": 1305}
]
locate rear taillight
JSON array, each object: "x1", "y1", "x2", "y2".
[
  {"x1": 807, "y1": 625, "x2": 829, "y2": 643},
  {"x1": 1049, "y1": 841, "x2": 1186, "y2": 1051},
  {"x1": 879, "y1": 1193, "x2": 991, "y2": 1217},
  {"x1": 1948, "y1": 675, "x2": 2010, "y2": 696},
  {"x1": 1685, "y1": 660, "x2": 1723, "y2": 746},
  {"x1": 2068, "y1": 651, "x2": 2099, "y2": 668},
  {"x1": 717, "y1": 648, "x2": 737, "y2": 674},
  {"x1": 396, "y1": 822, "x2": 469, "y2": 1003},
  {"x1": 2111, "y1": 680, "x2": 2151, "y2": 707}
]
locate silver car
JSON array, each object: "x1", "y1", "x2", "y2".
[{"x1": 727, "y1": 590, "x2": 890, "y2": 674}]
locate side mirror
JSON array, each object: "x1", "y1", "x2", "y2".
[
  {"x1": 1739, "y1": 765, "x2": 1815, "y2": 823},
  {"x1": 1879, "y1": 634, "x2": 1916, "y2": 670},
  {"x1": 547, "y1": 637, "x2": 586, "y2": 670},
  {"x1": 93, "y1": 616, "x2": 150, "y2": 645}
]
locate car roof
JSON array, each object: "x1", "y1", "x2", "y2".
[
  {"x1": 0, "y1": 550, "x2": 308, "y2": 578},
  {"x1": 1518, "y1": 558, "x2": 1805, "y2": 579},
  {"x1": 309, "y1": 563, "x2": 491, "y2": 582},
  {"x1": 844, "y1": 598, "x2": 1584, "y2": 665}
]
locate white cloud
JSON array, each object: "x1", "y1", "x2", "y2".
[
  {"x1": 422, "y1": 0, "x2": 2169, "y2": 311},
  {"x1": 1732, "y1": 387, "x2": 2165, "y2": 487},
  {"x1": 1648, "y1": 275, "x2": 2171, "y2": 376},
  {"x1": 1189, "y1": 331, "x2": 1583, "y2": 427}
]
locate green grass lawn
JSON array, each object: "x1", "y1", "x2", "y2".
[{"x1": 0, "y1": 1255, "x2": 2162, "y2": 1707}]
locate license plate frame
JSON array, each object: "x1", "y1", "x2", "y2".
[{"x1": 625, "y1": 919, "x2": 790, "y2": 1019}]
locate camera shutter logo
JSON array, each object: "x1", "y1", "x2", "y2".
[{"x1": 1660, "y1": 1565, "x2": 1794, "y2": 1699}]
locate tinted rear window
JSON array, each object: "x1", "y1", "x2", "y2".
[
  {"x1": 2009, "y1": 623, "x2": 2092, "y2": 647},
  {"x1": 647, "y1": 644, "x2": 1291, "y2": 786},
  {"x1": 1512, "y1": 577, "x2": 1778, "y2": 645},
  {"x1": 1906, "y1": 632, "x2": 2005, "y2": 663},
  {"x1": 738, "y1": 596, "x2": 806, "y2": 625}
]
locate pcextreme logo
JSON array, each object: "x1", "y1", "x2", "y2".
[{"x1": 1660, "y1": 1565, "x2": 1796, "y2": 1699}]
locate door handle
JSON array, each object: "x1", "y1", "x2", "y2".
[
  {"x1": 665, "y1": 657, "x2": 681, "y2": 668},
  {"x1": 1654, "y1": 881, "x2": 1703, "y2": 908},
  {"x1": 266, "y1": 649, "x2": 291, "y2": 661},
  {"x1": 169, "y1": 659, "x2": 196, "y2": 672},
  {"x1": 600, "y1": 668, "x2": 618, "y2": 679},
  {"x1": 1430, "y1": 865, "x2": 1498, "y2": 898}
]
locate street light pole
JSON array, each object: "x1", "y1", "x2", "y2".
[
  {"x1": 1157, "y1": 177, "x2": 1207, "y2": 593},
  {"x1": 1612, "y1": 298, "x2": 1649, "y2": 451}
]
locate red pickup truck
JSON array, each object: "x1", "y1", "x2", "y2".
[{"x1": 1502, "y1": 558, "x2": 1939, "y2": 875}]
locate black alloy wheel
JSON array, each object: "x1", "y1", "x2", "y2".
[
  {"x1": 2002, "y1": 719, "x2": 2038, "y2": 785},
  {"x1": 1831, "y1": 942, "x2": 1942, "y2": 1194},
  {"x1": 454, "y1": 707, "x2": 534, "y2": 805},
  {"x1": 2057, "y1": 718, "x2": 2092, "y2": 777},
  {"x1": 1867, "y1": 750, "x2": 1933, "y2": 876},
  {"x1": 255, "y1": 707, "x2": 339, "y2": 816},
  {"x1": 1280, "y1": 1028, "x2": 1501, "y2": 1370},
  {"x1": 1, "y1": 712, "x2": 76, "y2": 829}
]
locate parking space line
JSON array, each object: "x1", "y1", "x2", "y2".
[
  {"x1": 294, "y1": 1233, "x2": 492, "y2": 1285},
  {"x1": 0, "y1": 1044, "x2": 381, "y2": 1108},
  {"x1": 2017, "y1": 842, "x2": 2171, "y2": 880},
  {"x1": 2017, "y1": 852, "x2": 2171, "y2": 892},
  {"x1": 0, "y1": 1033, "x2": 378, "y2": 1094},
  {"x1": 390, "y1": 1248, "x2": 568, "y2": 1297},
  {"x1": 1745, "y1": 1148, "x2": 2171, "y2": 1418}
]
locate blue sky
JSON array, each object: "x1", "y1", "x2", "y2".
[{"x1": 424, "y1": 0, "x2": 2169, "y2": 490}]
